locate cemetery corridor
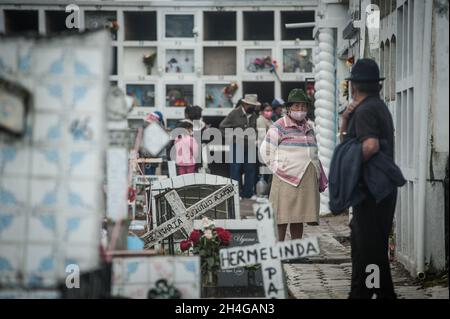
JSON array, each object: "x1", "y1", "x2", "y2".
[
  {"x1": 0, "y1": 0, "x2": 448, "y2": 302},
  {"x1": 240, "y1": 199, "x2": 449, "y2": 299}
]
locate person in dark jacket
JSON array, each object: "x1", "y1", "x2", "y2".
[
  {"x1": 336, "y1": 59, "x2": 404, "y2": 299},
  {"x1": 220, "y1": 94, "x2": 259, "y2": 198}
]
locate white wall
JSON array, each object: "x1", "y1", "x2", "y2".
[{"x1": 425, "y1": 0, "x2": 449, "y2": 272}]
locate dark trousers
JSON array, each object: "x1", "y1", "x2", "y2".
[
  {"x1": 349, "y1": 189, "x2": 397, "y2": 299},
  {"x1": 229, "y1": 143, "x2": 256, "y2": 198}
]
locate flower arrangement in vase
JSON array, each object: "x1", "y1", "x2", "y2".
[
  {"x1": 143, "y1": 53, "x2": 157, "y2": 75},
  {"x1": 222, "y1": 81, "x2": 238, "y2": 101},
  {"x1": 180, "y1": 217, "x2": 232, "y2": 287}
]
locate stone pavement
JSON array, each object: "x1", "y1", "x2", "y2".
[
  {"x1": 284, "y1": 214, "x2": 449, "y2": 299},
  {"x1": 240, "y1": 199, "x2": 449, "y2": 299}
]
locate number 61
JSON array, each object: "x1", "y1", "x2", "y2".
[{"x1": 256, "y1": 205, "x2": 272, "y2": 220}]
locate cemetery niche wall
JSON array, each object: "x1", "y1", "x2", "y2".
[{"x1": 1, "y1": 4, "x2": 319, "y2": 124}]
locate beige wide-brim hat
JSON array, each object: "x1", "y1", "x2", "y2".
[{"x1": 241, "y1": 94, "x2": 261, "y2": 106}]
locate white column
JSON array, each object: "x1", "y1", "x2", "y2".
[{"x1": 314, "y1": 28, "x2": 336, "y2": 215}]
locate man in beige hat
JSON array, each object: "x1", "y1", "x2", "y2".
[{"x1": 220, "y1": 94, "x2": 260, "y2": 198}]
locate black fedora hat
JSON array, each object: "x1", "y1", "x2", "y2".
[{"x1": 345, "y1": 58, "x2": 385, "y2": 82}]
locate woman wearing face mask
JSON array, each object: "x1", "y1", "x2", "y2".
[
  {"x1": 260, "y1": 89, "x2": 328, "y2": 241},
  {"x1": 256, "y1": 103, "x2": 273, "y2": 147}
]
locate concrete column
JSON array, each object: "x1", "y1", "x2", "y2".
[{"x1": 314, "y1": 28, "x2": 336, "y2": 215}]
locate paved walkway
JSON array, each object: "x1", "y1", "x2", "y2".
[
  {"x1": 240, "y1": 199, "x2": 449, "y2": 299},
  {"x1": 285, "y1": 214, "x2": 449, "y2": 299}
]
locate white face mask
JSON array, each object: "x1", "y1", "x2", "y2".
[{"x1": 289, "y1": 111, "x2": 307, "y2": 122}]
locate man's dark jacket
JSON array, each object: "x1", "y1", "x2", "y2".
[
  {"x1": 328, "y1": 138, "x2": 406, "y2": 214},
  {"x1": 219, "y1": 106, "x2": 258, "y2": 145}
]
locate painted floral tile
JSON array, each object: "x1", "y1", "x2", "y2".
[
  {"x1": 73, "y1": 49, "x2": 102, "y2": 78},
  {"x1": 32, "y1": 48, "x2": 66, "y2": 78},
  {"x1": 17, "y1": 42, "x2": 34, "y2": 75},
  {"x1": 68, "y1": 148, "x2": 101, "y2": 178},
  {"x1": 30, "y1": 179, "x2": 60, "y2": 212},
  {"x1": 0, "y1": 244, "x2": 23, "y2": 285},
  {"x1": 0, "y1": 41, "x2": 18, "y2": 75},
  {"x1": 62, "y1": 213, "x2": 99, "y2": 244},
  {"x1": 122, "y1": 258, "x2": 149, "y2": 284},
  {"x1": 0, "y1": 177, "x2": 28, "y2": 210},
  {"x1": 31, "y1": 147, "x2": 61, "y2": 178},
  {"x1": 173, "y1": 258, "x2": 199, "y2": 283},
  {"x1": 34, "y1": 81, "x2": 66, "y2": 112},
  {"x1": 63, "y1": 245, "x2": 99, "y2": 278},
  {"x1": 66, "y1": 180, "x2": 100, "y2": 212},
  {"x1": 69, "y1": 82, "x2": 102, "y2": 113},
  {"x1": 112, "y1": 256, "x2": 200, "y2": 299},
  {"x1": 0, "y1": 212, "x2": 26, "y2": 242},
  {"x1": 67, "y1": 112, "x2": 103, "y2": 146},
  {"x1": 0, "y1": 144, "x2": 30, "y2": 177},
  {"x1": 148, "y1": 258, "x2": 175, "y2": 283},
  {"x1": 24, "y1": 244, "x2": 58, "y2": 288},
  {"x1": 32, "y1": 113, "x2": 63, "y2": 144},
  {"x1": 111, "y1": 258, "x2": 124, "y2": 285},
  {"x1": 28, "y1": 212, "x2": 58, "y2": 242}
]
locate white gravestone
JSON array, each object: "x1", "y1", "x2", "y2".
[
  {"x1": 141, "y1": 184, "x2": 235, "y2": 248},
  {"x1": 0, "y1": 31, "x2": 110, "y2": 288},
  {"x1": 142, "y1": 121, "x2": 170, "y2": 157},
  {"x1": 167, "y1": 160, "x2": 177, "y2": 178},
  {"x1": 107, "y1": 148, "x2": 128, "y2": 221},
  {"x1": 219, "y1": 201, "x2": 321, "y2": 298},
  {"x1": 111, "y1": 255, "x2": 201, "y2": 299}
]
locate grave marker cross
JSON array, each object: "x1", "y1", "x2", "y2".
[
  {"x1": 219, "y1": 201, "x2": 321, "y2": 298},
  {"x1": 141, "y1": 184, "x2": 235, "y2": 248}
]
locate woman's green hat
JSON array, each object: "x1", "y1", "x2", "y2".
[{"x1": 285, "y1": 88, "x2": 311, "y2": 106}]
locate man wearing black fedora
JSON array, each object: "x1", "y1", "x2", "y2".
[{"x1": 340, "y1": 58, "x2": 398, "y2": 299}]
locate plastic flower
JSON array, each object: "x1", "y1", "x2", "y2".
[
  {"x1": 128, "y1": 187, "x2": 136, "y2": 202},
  {"x1": 346, "y1": 56, "x2": 354, "y2": 68},
  {"x1": 189, "y1": 229, "x2": 202, "y2": 245},
  {"x1": 204, "y1": 229, "x2": 213, "y2": 240},
  {"x1": 201, "y1": 217, "x2": 215, "y2": 230},
  {"x1": 216, "y1": 229, "x2": 232, "y2": 245},
  {"x1": 180, "y1": 240, "x2": 192, "y2": 252},
  {"x1": 215, "y1": 227, "x2": 225, "y2": 233},
  {"x1": 179, "y1": 218, "x2": 232, "y2": 282},
  {"x1": 110, "y1": 20, "x2": 119, "y2": 31},
  {"x1": 299, "y1": 49, "x2": 308, "y2": 57},
  {"x1": 143, "y1": 53, "x2": 156, "y2": 65}
]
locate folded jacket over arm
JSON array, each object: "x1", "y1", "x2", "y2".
[{"x1": 328, "y1": 138, "x2": 406, "y2": 214}]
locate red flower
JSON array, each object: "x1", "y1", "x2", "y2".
[
  {"x1": 215, "y1": 227, "x2": 225, "y2": 233},
  {"x1": 180, "y1": 240, "x2": 192, "y2": 252},
  {"x1": 128, "y1": 187, "x2": 136, "y2": 202},
  {"x1": 216, "y1": 229, "x2": 232, "y2": 245},
  {"x1": 189, "y1": 229, "x2": 202, "y2": 245}
]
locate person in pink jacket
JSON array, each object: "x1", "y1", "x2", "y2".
[{"x1": 174, "y1": 121, "x2": 199, "y2": 175}]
